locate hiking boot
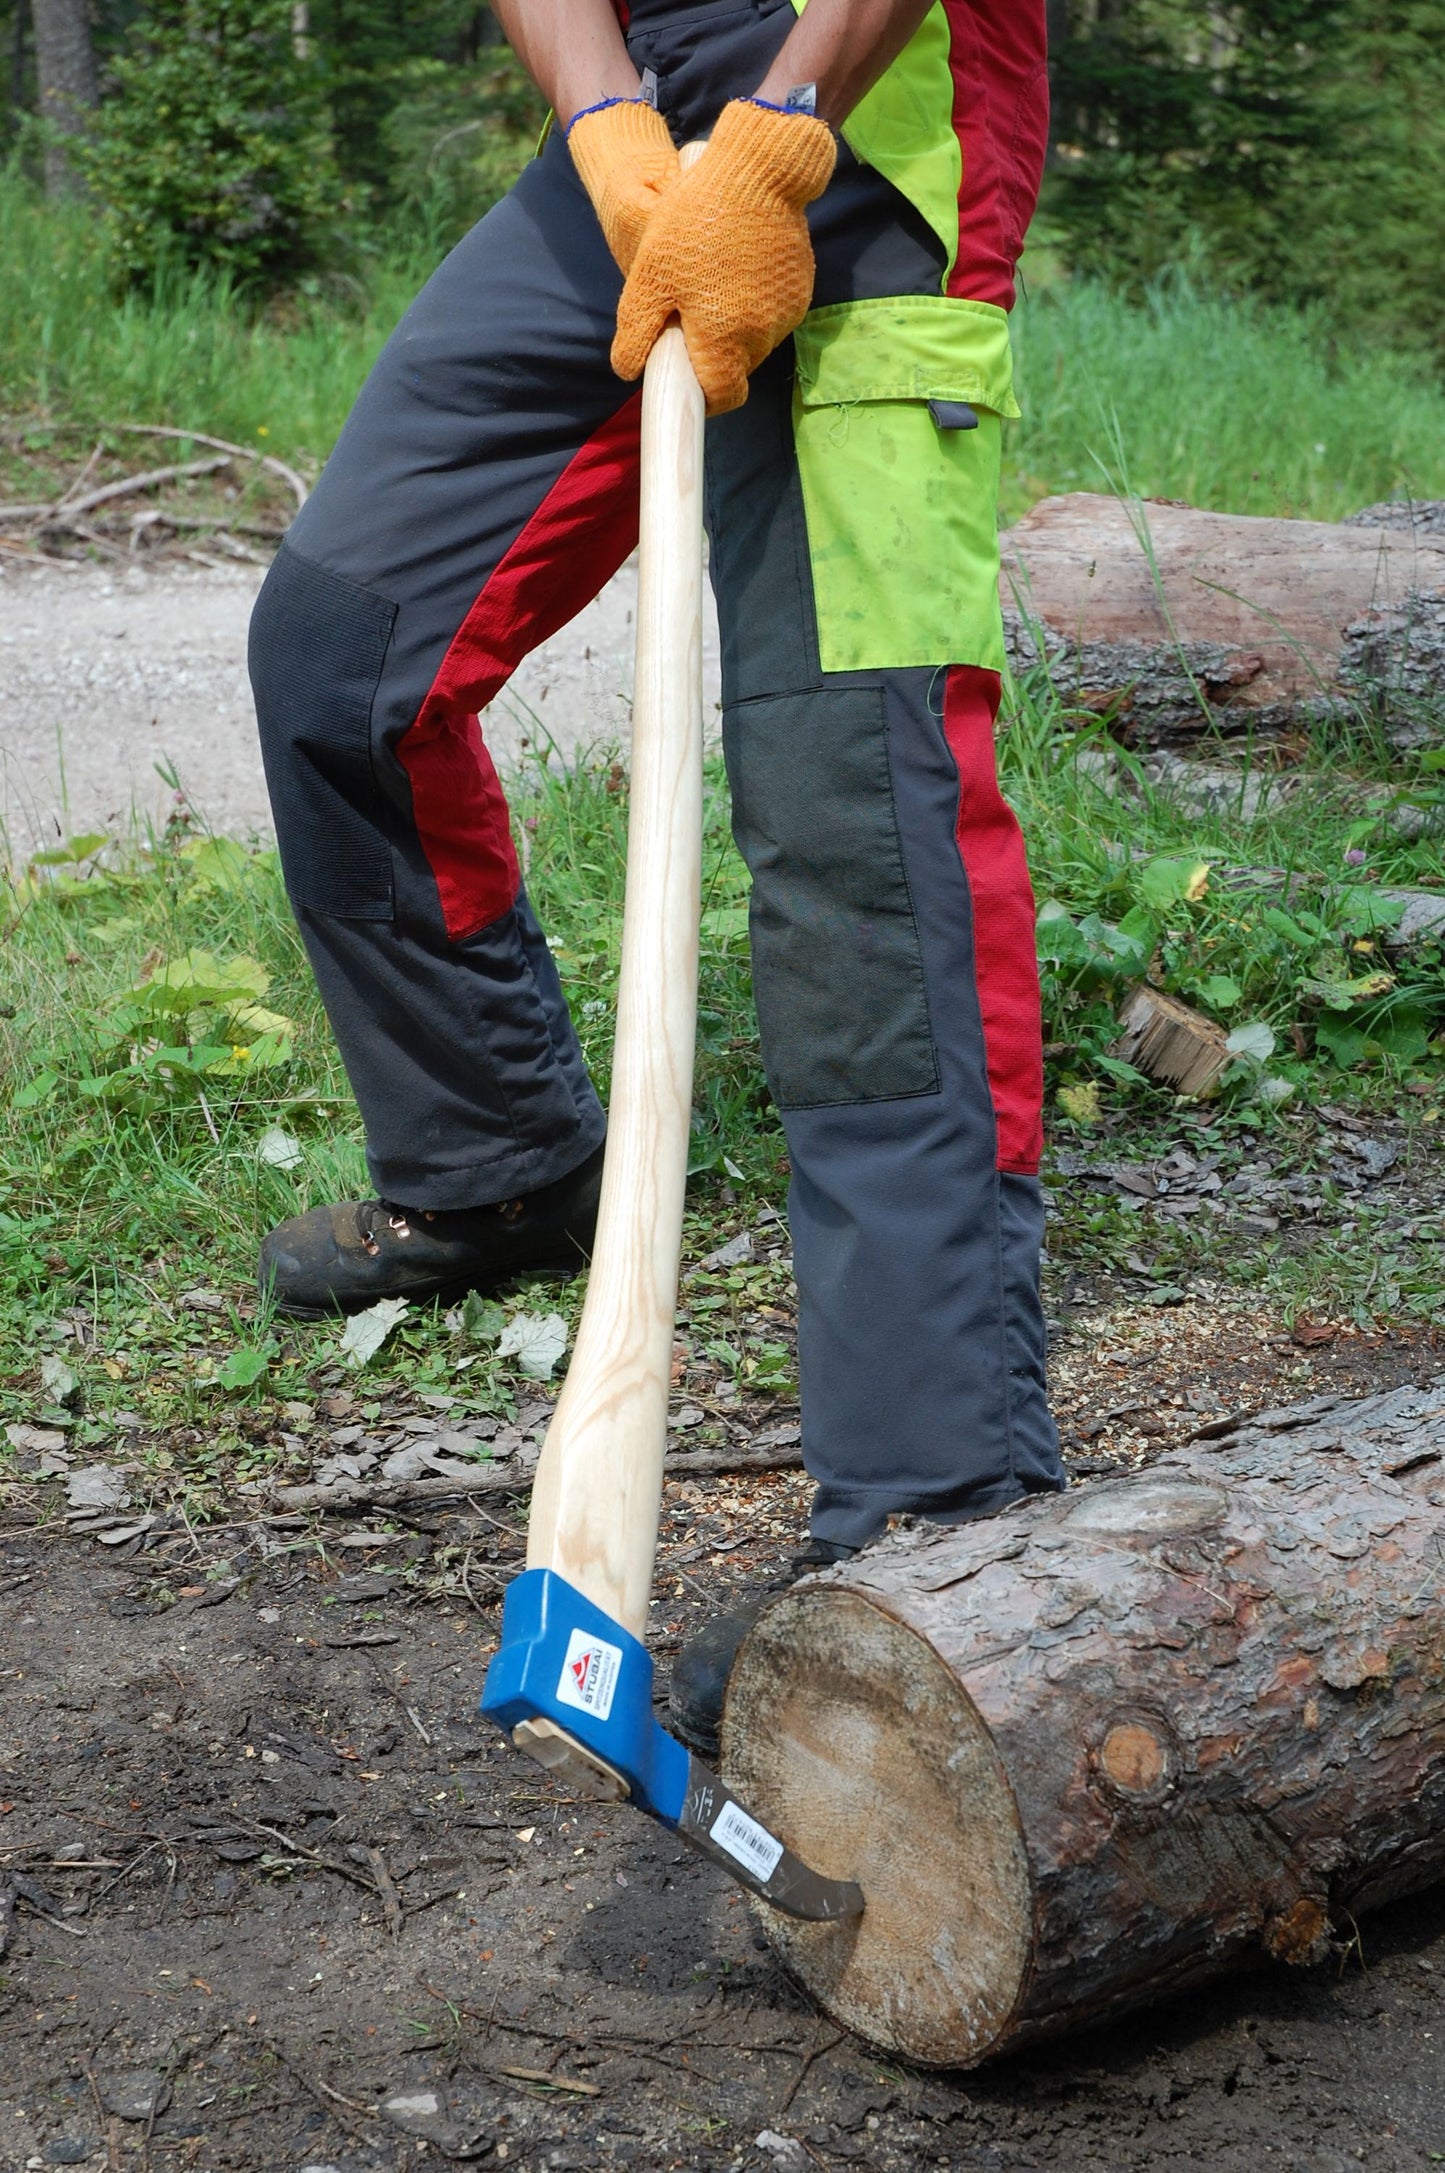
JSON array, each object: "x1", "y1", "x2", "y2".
[
  {"x1": 668, "y1": 1537, "x2": 858, "y2": 1759},
  {"x1": 258, "y1": 1142, "x2": 605, "y2": 1318}
]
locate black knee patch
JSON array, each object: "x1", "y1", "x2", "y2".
[
  {"x1": 725, "y1": 687, "x2": 939, "y2": 1109},
  {"x1": 249, "y1": 543, "x2": 398, "y2": 919}
]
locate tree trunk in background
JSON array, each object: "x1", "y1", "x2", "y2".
[
  {"x1": 1045, "y1": 0, "x2": 1072, "y2": 158},
  {"x1": 10, "y1": 1, "x2": 29, "y2": 130},
  {"x1": 30, "y1": 0, "x2": 96, "y2": 196}
]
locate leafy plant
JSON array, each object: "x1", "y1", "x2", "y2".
[
  {"x1": 73, "y1": 947, "x2": 296, "y2": 1108},
  {"x1": 75, "y1": 0, "x2": 344, "y2": 287},
  {"x1": 380, "y1": 50, "x2": 546, "y2": 252}
]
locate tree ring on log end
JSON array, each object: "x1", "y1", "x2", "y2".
[
  {"x1": 721, "y1": 1586, "x2": 1032, "y2": 2068},
  {"x1": 1063, "y1": 1479, "x2": 1228, "y2": 1541},
  {"x1": 1093, "y1": 1712, "x2": 1176, "y2": 1803}
]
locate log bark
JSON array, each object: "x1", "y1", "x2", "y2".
[
  {"x1": 723, "y1": 1378, "x2": 1445, "y2": 2066},
  {"x1": 30, "y1": 0, "x2": 98, "y2": 197},
  {"x1": 999, "y1": 493, "x2": 1445, "y2": 749}
]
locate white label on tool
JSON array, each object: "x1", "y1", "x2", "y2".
[
  {"x1": 555, "y1": 1629, "x2": 622, "y2": 1721},
  {"x1": 709, "y1": 1800, "x2": 785, "y2": 1881}
]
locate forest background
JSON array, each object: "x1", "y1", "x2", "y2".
[
  {"x1": 4, "y1": 0, "x2": 1445, "y2": 432},
  {"x1": 5, "y1": 0, "x2": 1444, "y2": 360}
]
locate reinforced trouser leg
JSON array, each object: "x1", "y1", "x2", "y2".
[
  {"x1": 706, "y1": 348, "x2": 1060, "y2": 1543},
  {"x1": 248, "y1": 0, "x2": 1062, "y2": 1540}
]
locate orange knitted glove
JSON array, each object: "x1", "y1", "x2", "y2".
[
  {"x1": 567, "y1": 97, "x2": 681, "y2": 274},
  {"x1": 611, "y1": 98, "x2": 837, "y2": 416}
]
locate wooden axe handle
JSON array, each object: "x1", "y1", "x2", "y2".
[{"x1": 526, "y1": 144, "x2": 708, "y2": 1639}]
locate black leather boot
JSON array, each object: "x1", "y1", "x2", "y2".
[
  {"x1": 258, "y1": 1143, "x2": 605, "y2": 1317},
  {"x1": 667, "y1": 1537, "x2": 858, "y2": 1759}
]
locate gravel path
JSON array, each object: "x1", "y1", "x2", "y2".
[{"x1": 0, "y1": 554, "x2": 723, "y2": 860}]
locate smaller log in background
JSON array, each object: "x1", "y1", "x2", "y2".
[
  {"x1": 725, "y1": 1379, "x2": 1445, "y2": 2067},
  {"x1": 999, "y1": 494, "x2": 1445, "y2": 747}
]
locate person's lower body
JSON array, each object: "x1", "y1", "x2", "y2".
[{"x1": 247, "y1": 0, "x2": 1062, "y2": 1591}]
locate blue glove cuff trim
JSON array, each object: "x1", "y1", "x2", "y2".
[{"x1": 565, "y1": 94, "x2": 646, "y2": 140}]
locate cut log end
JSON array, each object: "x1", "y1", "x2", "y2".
[
  {"x1": 723, "y1": 1587, "x2": 1031, "y2": 2067},
  {"x1": 1115, "y1": 983, "x2": 1230, "y2": 1096}
]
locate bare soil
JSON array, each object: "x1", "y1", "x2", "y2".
[{"x1": 4, "y1": 1319, "x2": 1445, "y2": 2173}]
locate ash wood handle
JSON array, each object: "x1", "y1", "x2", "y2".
[{"x1": 525, "y1": 144, "x2": 708, "y2": 1638}]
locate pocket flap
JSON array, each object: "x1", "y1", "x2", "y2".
[{"x1": 795, "y1": 294, "x2": 1021, "y2": 419}]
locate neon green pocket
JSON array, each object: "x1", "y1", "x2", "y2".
[{"x1": 793, "y1": 295, "x2": 1017, "y2": 677}]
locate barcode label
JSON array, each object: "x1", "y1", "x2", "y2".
[{"x1": 709, "y1": 1799, "x2": 784, "y2": 1881}]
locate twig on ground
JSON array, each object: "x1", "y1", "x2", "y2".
[
  {"x1": 119, "y1": 510, "x2": 286, "y2": 541},
  {"x1": 83, "y1": 2065, "x2": 122, "y2": 2173},
  {"x1": 0, "y1": 535, "x2": 79, "y2": 563},
  {"x1": 234, "y1": 1820, "x2": 380, "y2": 1900},
  {"x1": 365, "y1": 1845, "x2": 405, "y2": 1941},
  {"x1": 779, "y1": 2024, "x2": 846, "y2": 2113},
  {"x1": 55, "y1": 441, "x2": 105, "y2": 509},
  {"x1": 264, "y1": 2041, "x2": 377, "y2": 2137},
  {"x1": 53, "y1": 519, "x2": 128, "y2": 561},
  {"x1": 112, "y1": 422, "x2": 310, "y2": 509},
  {"x1": 91, "y1": 1839, "x2": 165, "y2": 1902},
  {"x1": 272, "y1": 1434, "x2": 803, "y2": 1515},
  {"x1": 403, "y1": 1881, "x2": 466, "y2": 1918},
  {"x1": 0, "y1": 456, "x2": 234, "y2": 526},
  {"x1": 496, "y1": 2063, "x2": 602, "y2": 2096},
  {"x1": 459, "y1": 1548, "x2": 502, "y2": 1612}
]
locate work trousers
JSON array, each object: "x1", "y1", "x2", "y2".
[{"x1": 249, "y1": 0, "x2": 1064, "y2": 1545}]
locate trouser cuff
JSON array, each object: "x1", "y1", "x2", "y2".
[
  {"x1": 809, "y1": 1471, "x2": 1067, "y2": 1552},
  {"x1": 364, "y1": 1112, "x2": 607, "y2": 1215}
]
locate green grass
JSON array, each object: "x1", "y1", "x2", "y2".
[
  {"x1": 0, "y1": 757, "x2": 792, "y2": 1502},
  {"x1": 4, "y1": 669, "x2": 1445, "y2": 1497},
  {"x1": 3, "y1": 164, "x2": 1444, "y2": 521},
  {"x1": 1005, "y1": 269, "x2": 1445, "y2": 522},
  {"x1": 0, "y1": 168, "x2": 430, "y2": 476}
]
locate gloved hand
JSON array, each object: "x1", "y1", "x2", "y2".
[
  {"x1": 567, "y1": 97, "x2": 681, "y2": 274},
  {"x1": 611, "y1": 98, "x2": 837, "y2": 415}
]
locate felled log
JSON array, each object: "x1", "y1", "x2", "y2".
[
  {"x1": 723, "y1": 1378, "x2": 1445, "y2": 2066},
  {"x1": 999, "y1": 493, "x2": 1445, "y2": 747}
]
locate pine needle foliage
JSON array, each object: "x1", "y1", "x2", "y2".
[
  {"x1": 1050, "y1": 0, "x2": 1445, "y2": 366},
  {"x1": 74, "y1": 0, "x2": 344, "y2": 287}
]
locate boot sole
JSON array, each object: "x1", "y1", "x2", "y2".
[{"x1": 264, "y1": 1253, "x2": 588, "y2": 1322}]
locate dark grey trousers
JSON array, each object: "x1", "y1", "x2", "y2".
[{"x1": 248, "y1": 0, "x2": 1063, "y2": 1544}]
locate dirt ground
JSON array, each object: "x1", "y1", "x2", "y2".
[{"x1": 4, "y1": 1298, "x2": 1445, "y2": 2173}]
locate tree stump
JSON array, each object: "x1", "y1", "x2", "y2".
[
  {"x1": 723, "y1": 1379, "x2": 1445, "y2": 2065},
  {"x1": 998, "y1": 493, "x2": 1445, "y2": 747}
]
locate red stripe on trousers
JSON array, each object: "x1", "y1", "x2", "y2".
[
  {"x1": 397, "y1": 392, "x2": 644, "y2": 941},
  {"x1": 941, "y1": 0, "x2": 1049, "y2": 311},
  {"x1": 943, "y1": 664, "x2": 1043, "y2": 1175}
]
